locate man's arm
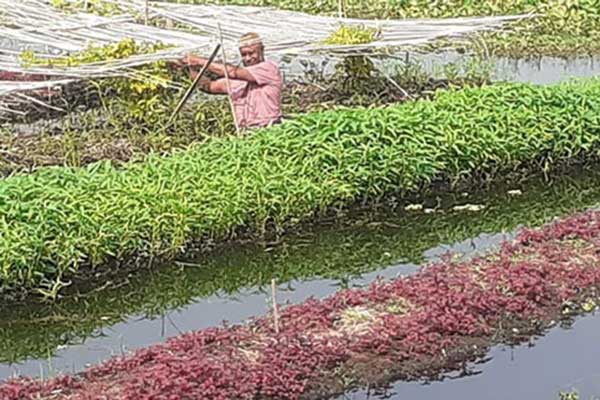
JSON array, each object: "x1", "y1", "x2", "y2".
[
  {"x1": 196, "y1": 77, "x2": 228, "y2": 94},
  {"x1": 184, "y1": 55, "x2": 257, "y2": 83}
]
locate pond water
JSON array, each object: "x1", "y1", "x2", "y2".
[
  {"x1": 415, "y1": 52, "x2": 600, "y2": 84},
  {"x1": 1, "y1": 167, "x2": 600, "y2": 400},
  {"x1": 341, "y1": 313, "x2": 600, "y2": 400},
  {"x1": 281, "y1": 52, "x2": 600, "y2": 85}
]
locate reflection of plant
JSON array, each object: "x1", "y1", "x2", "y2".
[{"x1": 559, "y1": 390, "x2": 579, "y2": 400}]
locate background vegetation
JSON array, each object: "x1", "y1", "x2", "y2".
[
  {"x1": 189, "y1": 0, "x2": 600, "y2": 57},
  {"x1": 1, "y1": 56, "x2": 490, "y2": 176}
]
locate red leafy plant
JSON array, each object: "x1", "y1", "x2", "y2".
[{"x1": 3, "y1": 211, "x2": 600, "y2": 400}]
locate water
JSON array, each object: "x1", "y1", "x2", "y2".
[
  {"x1": 341, "y1": 315, "x2": 600, "y2": 400},
  {"x1": 0, "y1": 232, "x2": 509, "y2": 380},
  {"x1": 280, "y1": 52, "x2": 600, "y2": 85},
  {"x1": 411, "y1": 52, "x2": 600, "y2": 84},
  {"x1": 1, "y1": 168, "x2": 600, "y2": 393}
]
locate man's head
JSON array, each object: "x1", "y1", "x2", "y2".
[{"x1": 239, "y1": 32, "x2": 264, "y2": 67}]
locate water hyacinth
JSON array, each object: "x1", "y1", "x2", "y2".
[{"x1": 1, "y1": 80, "x2": 600, "y2": 296}]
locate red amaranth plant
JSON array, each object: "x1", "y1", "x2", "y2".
[{"x1": 3, "y1": 211, "x2": 600, "y2": 400}]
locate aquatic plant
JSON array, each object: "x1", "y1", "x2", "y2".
[
  {"x1": 1, "y1": 79, "x2": 600, "y2": 297},
  {"x1": 2, "y1": 210, "x2": 600, "y2": 399}
]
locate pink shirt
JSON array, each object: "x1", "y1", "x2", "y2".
[{"x1": 217, "y1": 60, "x2": 282, "y2": 129}]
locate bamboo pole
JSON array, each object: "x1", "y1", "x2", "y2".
[
  {"x1": 271, "y1": 278, "x2": 280, "y2": 334},
  {"x1": 167, "y1": 43, "x2": 221, "y2": 125},
  {"x1": 145, "y1": 0, "x2": 149, "y2": 25},
  {"x1": 338, "y1": 0, "x2": 345, "y2": 18},
  {"x1": 217, "y1": 22, "x2": 241, "y2": 136}
]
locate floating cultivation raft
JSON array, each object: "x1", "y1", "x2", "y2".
[
  {"x1": 2, "y1": 210, "x2": 600, "y2": 399},
  {"x1": 1, "y1": 80, "x2": 600, "y2": 296}
]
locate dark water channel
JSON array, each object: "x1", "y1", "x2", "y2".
[{"x1": 2, "y1": 168, "x2": 600, "y2": 399}]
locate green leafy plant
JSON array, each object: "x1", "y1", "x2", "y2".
[
  {"x1": 324, "y1": 24, "x2": 379, "y2": 45},
  {"x1": 50, "y1": 0, "x2": 124, "y2": 16},
  {"x1": 186, "y1": 0, "x2": 600, "y2": 57},
  {"x1": 0, "y1": 79, "x2": 600, "y2": 297},
  {"x1": 20, "y1": 39, "x2": 186, "y2": 126}
]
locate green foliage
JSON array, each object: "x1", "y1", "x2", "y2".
[
  {"x1": 50, "y1": 0, "x2": 124, "y2": 16},
  {"x1": 324, "y1": 24, "x2": 379, "y2": 45},
  {"x1": 1, "y1": 79, "x2": 600, "y2": 296},
  {"x1": 2, "y1": 57, "x2": 490, "y2": 176},
  {"x1": 21, "y1": 38, "x2": 167, "y2": 68},
  {"x1": 20, "y1": 39, "x2": 192, "y2": 127}
]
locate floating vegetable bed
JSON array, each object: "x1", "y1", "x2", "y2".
[
  {"x1": 2, "y1": 210, "x2": 600, "y2": 399},
  {"x1": 1, "y1": 80, "x2": 600, "y2": 296}
]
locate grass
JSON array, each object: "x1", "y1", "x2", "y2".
[{"x1": 0, "y1": 79, "x2": 600, "y2": 297}]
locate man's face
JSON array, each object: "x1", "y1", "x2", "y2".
[{"x1": 240, "y1": 44, "x2": 264, "y2": 67}]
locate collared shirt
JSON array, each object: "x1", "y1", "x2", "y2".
[{"x1": 217, "y1": 60, "x2": 282, "y2": 129}]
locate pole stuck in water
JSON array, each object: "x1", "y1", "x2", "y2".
[
  {"x1": 167, "y1": 44, "x2": 221, "y2": 125},
  {"x1": 271, "y1": 278, "x2": 280, "y2": 334}
]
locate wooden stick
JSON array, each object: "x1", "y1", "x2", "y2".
[
  {"x1": 338, "y1": 0, "x2": 345, "y2": 18},
  {"x1": 167, "y1": 43, "x2": 221, "y2": 125},
  {"x1": 145, "y1": 0, "x2": 150, "y2": 26},
  {"x1": 271, "y1": 278, "x2": 280, "y2": 334},
  {"x1": 217, "y1": 22, "x2": 241, "y2": 136}
]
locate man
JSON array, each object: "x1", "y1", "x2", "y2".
[{"x1": 181, "y1": 32, "x2": 283, "y2": 130}]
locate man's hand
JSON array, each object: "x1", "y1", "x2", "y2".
[
  {"x1": 182, "y1": 54, "x2": 207, "y2": 67},
  {"x1": 190, "y1": 68, "x2": 202, "y2": 81}
]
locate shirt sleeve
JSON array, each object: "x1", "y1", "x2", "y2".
[
  {"x1": 245, "y1": 61, "x2": 280, "y2": 86},
  {"x1": 215, "y1": 78, "x2": 247, "y2": 100}
]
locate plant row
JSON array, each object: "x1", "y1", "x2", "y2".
[
  {"x1": 2, "y1": 209, "x2": 600, "y2": 399},
  {"x1": 1, "y1": 79, "x2": 600, "y2": 295}
]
